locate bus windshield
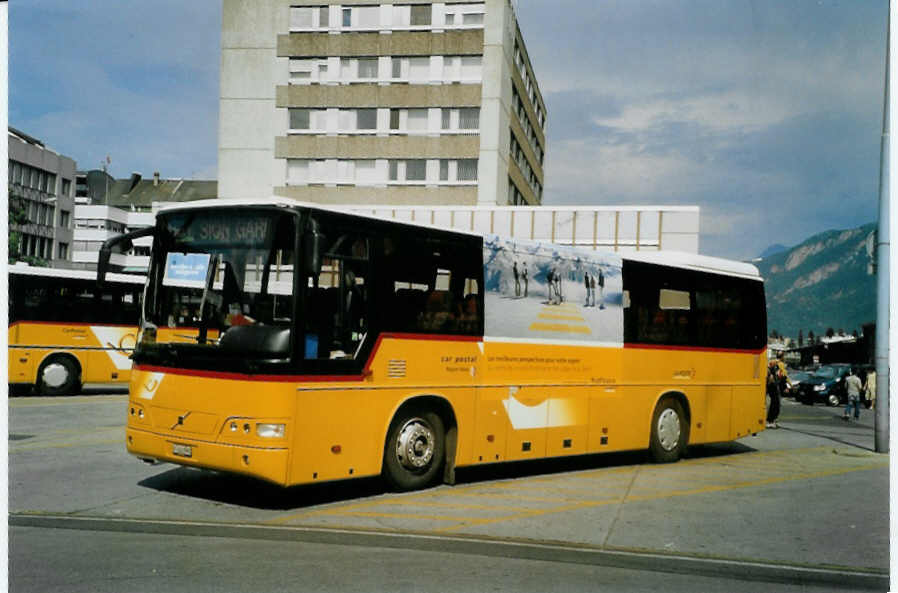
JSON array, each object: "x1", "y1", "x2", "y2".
[{"x1": 141, "y1": 208, "x2": 297, "y2": 364}]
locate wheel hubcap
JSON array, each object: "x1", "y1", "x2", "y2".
[
  {"x1": 42, "y1": 363, "x2": 69, "y2": 389},
  {"x1": 395, "y1": 418, "x2": 435, "y2": 470},
  {"x1": 657, "y1": 408, "x2": 681, "y2": 452}
]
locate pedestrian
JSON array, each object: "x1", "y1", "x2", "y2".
[
  {"x1": 766, "y1": 359, "x2": 781, "y2": 428},
  {"x1": 596, "y1": 269, "x2": 604, "y2": 309},
  {"x1": 843, "y1": 367, "x2": 863, "y2": 421},
  {"x1": 522, "y1": 262, "x2": 528, "y2": 297},
  {"x1": 865, "y1": 368, "x2": 877, "y2": 409},
  {"x1": 546, "y1": 269, "x2": 555, "y2": 303},
  {"x1": 584, "y1": 272, "x2": 591, "y2": 306},
  {"x1": 513, "y1": 262, "x2": 521, "y2": 297}
]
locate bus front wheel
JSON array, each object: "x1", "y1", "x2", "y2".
[
  {"x1": 37, "y1": 356, "x2": 81, "y2": 396},
  {"x1": 649, "y1": 397, "x2": 688, "y2": 463},
  {"x1": 383, "y1": 407, "x2": 445, "y2": 492}
]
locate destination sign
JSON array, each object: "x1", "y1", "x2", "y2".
[{"x1": 167, "y1": 213, "x2": 274, "y2": 248}]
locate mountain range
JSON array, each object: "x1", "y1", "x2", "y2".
[{"x1": 753, "y1": 222, "x2": 877, "y2": 339}]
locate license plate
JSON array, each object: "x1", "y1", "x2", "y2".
[{"x1": 172, "y1": 443, "x2": 192, "y2": 458}]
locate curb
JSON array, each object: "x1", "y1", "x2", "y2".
[{"x1": 10, "y1": 513, "x2": 889, "y2": 590}]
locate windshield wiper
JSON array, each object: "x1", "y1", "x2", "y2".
[{"x1": 197, "y1": 253, "x2": 222, "y2": 345}]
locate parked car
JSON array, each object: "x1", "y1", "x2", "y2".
[
  {"x1": 796, "y1": 363, "x2": 852, "y2": 406},
  {"x1": 785, "y1": 370, "x2": 813, "y2": 398}
]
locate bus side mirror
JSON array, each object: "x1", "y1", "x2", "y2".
[
  {"x1": 98, "y1": 227, "x2": 155, "y2": 285},
  {"x1": 303, "y1": 227, "x2": 323, "y2": 276}
]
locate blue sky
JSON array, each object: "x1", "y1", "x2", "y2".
[{"x1": 9, "y1": 1, "x2": 888, "y2": 260}]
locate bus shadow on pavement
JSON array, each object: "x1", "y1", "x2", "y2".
[
  {"x1": 454, "y1": 442, "x2": 757, "y2": 485},
  {"x1": 138, "y1": 467, "x2": 389, "y2": 511},
  {"x1": 137, "y1": 442, "x2": 758, "y2": 511}
]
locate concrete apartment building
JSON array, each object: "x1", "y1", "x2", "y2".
[
  {"x1": 220, "y1": 0, "x2": 546, "y2": 206},
  {"x1": 8, "y1": 127, "x2": 75, "y2": 267}
]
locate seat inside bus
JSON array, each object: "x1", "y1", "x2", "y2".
[{"x1": 218, "y1": 324, "x2": 292, "y2": 358}]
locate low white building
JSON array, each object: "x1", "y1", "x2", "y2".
[
  {"x1": 72, "y1": 201, "x2": 700, "y2": 275},
  {"x1": 72, "y1": 205, "x2": 154, "y2": 272}
]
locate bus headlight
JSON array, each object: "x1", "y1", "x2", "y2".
[{"x1": 256, "y1": 423, "x2": 286, "y2": 438}]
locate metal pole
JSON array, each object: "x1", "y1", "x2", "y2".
[{"x1": 874, "y1": 7, "x2": 890, "y2": 453}]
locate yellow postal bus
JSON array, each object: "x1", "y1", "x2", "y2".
[
  {"x1": 105, "y1": 199, "x2": 767, "y2": 490},
  {"x1": 9, "y1": 266, "x2": 145, "y2": 395}
]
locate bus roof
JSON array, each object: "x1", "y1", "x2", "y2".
[
  {"x1": 8, "y1": 264, "x2": 146, "y2": 285},
  {"x1": 155, "y1": 197, "x2": 760, "y2": 281}
]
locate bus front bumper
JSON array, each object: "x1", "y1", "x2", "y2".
[{"x1": 126, "y1": 427, "x2": 290, "y2": 486}]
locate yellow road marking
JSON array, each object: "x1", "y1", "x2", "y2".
[
  {"x1": 433, "y1": 462, "x2": 887, "y2": 533},
  {"x1": 528, "y1": 323, "x2": 591, "y2": 334},
  {"x1": 265, "y1": 448, "x2": 885, "y2": 529}
]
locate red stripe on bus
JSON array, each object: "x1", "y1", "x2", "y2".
[
  {"x1": 133, "y1": 364, "x2": 364, "y2": 383},
  {"x1": 623, "y1": 342, "x2": 765, "y2": 355}
]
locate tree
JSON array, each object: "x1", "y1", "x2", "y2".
[
  {"x1": 852, "y1": 329, "x2": 859, "y2": 339},
  {"x1": 8, "y1": 195, "x2": 27, "y2": 262},
  {"x1": 798, "y1": 329, "x2": 804, "y2": 347},
  {"x1": 808, "y1": 330, "x2": 815, "y2": 345},
  {"x1": 8, "y1": 195, "x2": 48, "y2": 267},
  {"x1": 826, "y1": 327, "x2": 835, "y2": 338}
]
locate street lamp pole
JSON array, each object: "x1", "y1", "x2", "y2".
[{"x1": 874, "y1": 7, "x2": 889, "y2": 453}]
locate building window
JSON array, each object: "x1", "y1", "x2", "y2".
[
  {"x1": 390, "y1": 109, "x2": 401, "y2": 130},
  {"x1": 290, "y1": 108, "x2": 311, "y2": 130},
  {"x1": 342, "y1": 8, "x2": 351, "y2": 27},
  {"x1": 291, "y1": 6, "x2": 315, "y2": 28},
  {"x1": 405, "y1": 159, "x2": 426, "y2": 181},
  {"x1": 357, "y1": 5, "x2": 379, "y2": 27},
  {"x1": 58, "y1": 242, "x2": 68, "y2": 260},
  {"x1": 392, "y1": 57, "x2": 402, "y2": 79},
  {"x1": 439, "y1": 160, "x2": 449, "y2": 181},
  {"x1": 408, "y1": 57, "x2": 430, "y2": 81},
  {"x1": 410, "y1": 4, "x2": 432, "y2": 26},
  {"x1": 356, "y1": 108, "x2": 377, "y2": 130},
  {"x1": 61, "y1": 179, "x2": 71, "y2": 196},
  {"x1": 406, "y1": 108, "x2": 429, "y2": 132},
  {"x1": 441, "y1": 109, "x2": 451, "y2": 129},
  {"x1": 459, "y1": 108, "x2": 479, "y2": 129},
  {"x1": 357, "y1": 58, "x2": 379, "y2": 79},
  {"x1": 462, "y1": 13, "x2": 483, "y2": 25},
  {"x1": 320, "y1": 6, "x2": 329, "y2": 27},
  {"x1": 457, "y1": 159, "x2": 478, "y2": 181},
  {"x1": 60, "y1": 210, "x2": 70, "y2": 229}
]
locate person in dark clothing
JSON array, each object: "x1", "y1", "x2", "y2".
[
  {"x1": 766, "y1": 359, "x2": 782, "y2": 428},
  {"x1": 513, "y1": 262, "x2": 521, "y2": 297},
  {"x1": 584, "y1": 272, "x2": 591, "y2": 306}
]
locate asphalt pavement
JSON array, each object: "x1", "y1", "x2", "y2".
[{"x1": 8, "y1": 394, "x2": 891, "y2": 591}]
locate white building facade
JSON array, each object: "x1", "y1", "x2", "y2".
[{"x1": 219, "y1": 0, "x2": 546, "y2": 207}]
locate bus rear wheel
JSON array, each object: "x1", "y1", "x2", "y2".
[
  {"x1": 383, "y1": 407, "x2": 445, "y2": 492},
  {"x1": 649, "y1": 397, "x2": 688, "y2": 463},
  {"x1": 37, "y1": 356, "x2": 81, "y2": 396}
]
